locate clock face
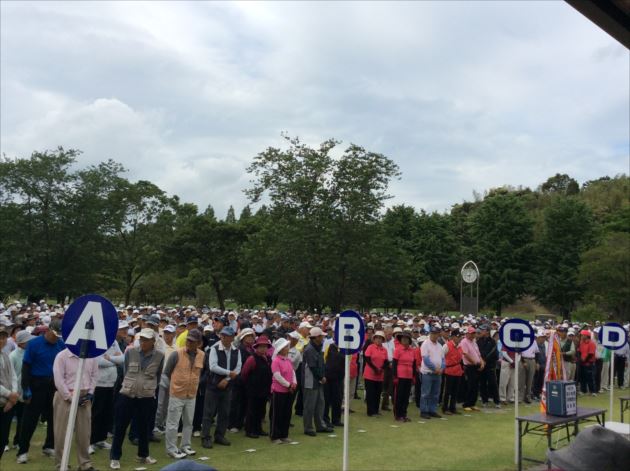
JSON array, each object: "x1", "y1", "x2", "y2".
[{"x1": 462, "y1": 267, "x2": 478, "y2": 283}]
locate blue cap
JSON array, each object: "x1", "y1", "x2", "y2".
[
  {"x1": 146, "y1": 314, "x2": 161, "y2": 326},
  {"x1": 220, "y1": 326, "x2": 235, "y2": 336},
  {"x1": 430, "y1": 325, "x2": 442, "y2": 333},
  {"x1": 186, "y1": 316, "x2": 198, "y2": 325}
]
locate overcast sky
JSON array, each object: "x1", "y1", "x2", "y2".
[{"x1": 1, "y1": 1, "x2": 628, "y2": 218}]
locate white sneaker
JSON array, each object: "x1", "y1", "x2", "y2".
[
  {"x1": 167, "y1": 450, "x2": 186, "y2": 459},
  {"x1": 228, "y1": 427, "x2": 239, "y2": 433},
  {"x1": 136, "y1": 456, "x2": 157, "y2": 465},
  {"x1": 42, "y1": 448, "x2": 55, "y2": 457},
  {"x1": 96, "y1": 441, "x2": 112, "y2": 449},
  {"x1": 88, "y1": 445, "x2": 95, "y2": 455},
  {"x1": 181, "y1": 446, "x2": 196, "y2": 456},
  {"x1": 17, "y1": 453, "x2": 28, "y2": 464},
  {"x1": 110, "y1": 459, "x2": 121, "y2": 469},
  {"x1": 3, "y1": 445, "x2": 9, "y2": 453},
  {"x1": 193, "y1": 430, "x2": 201, "y2": 437}
]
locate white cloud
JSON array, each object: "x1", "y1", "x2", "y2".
[{"x1": 1, "y1": 1, "x2": 627, "y2": 217}]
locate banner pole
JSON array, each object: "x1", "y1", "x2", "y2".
[
  {"x1": 514, "y1": 352, "x2": 520, "y2": 465},
  {"x1": 610, "y1": 353, "x2": 614, "y2": 422},
  {"x1": 60, "y1": 357, "x2": 85, "y2": 471},
  {"x1": 343, "y1": 353, "x2": 350, "y2": 471}
]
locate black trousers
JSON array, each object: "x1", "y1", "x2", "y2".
[
  {"x1": 442, "y1": 374, "x2": 461, "y2": 412},
  {"x1": 18, "y1": 376, "x2": 56, "y2": 454},
  {"x1": 479, "y1": 365, "x2": 499, "y2": 404},
  {"x1": 393, "y1": 378, "x2": 412, "y2": 419},
  {"x1": 11, "y1": 401, "x2": 24, "y2": 446},
  {"x1": 364, "y1": 379, "x2": 382, "y2": 416},
  {"x1": 381, "y1": 367, "x2": 393, "y2": 408},
  {"x1": 580, "y1": 363, "x2": 596, "y2": 393},
  {"x1": 270, "y1": 392, "x2": 292, "y2": 440},
  {"x1": 202, "y1": 387, "x2": 230, "y2": 440},
  {"x1": 228, "y1": 383, "x2": 247, "y2": 430},
  {"x1": 533, "y1": 366, "x2": 545, "y2": 398},
  {"x1": 323, "y1": 379, "x2": 343, "y2": 425},
  {"x1": 193, "y1": 387, "x2": 205, "y2": 432},
  {"x1": 294, "y1": 364, "x2": 304, "y2": 416},
  {"x1": 91, "y1": 386, "x2": 114, "y2": 445},
  {"x1": 463, "y1": 366, "x2": 480, "y2": 408},
  {"x1": 245, "y1": 395, "x2": 267, "y2": 435},
  {"x1": 614, "y1": 355, "x2": 626, "y2": 388},
  {"x1": 110, "y1": 395, "x2": 154, "y2": 460},
  {"x1": 0, "y1": 406, "x2": 14, "y2": 459}
]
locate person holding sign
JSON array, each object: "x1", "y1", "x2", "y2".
[{"x1": 52, "y1": 345, "x2": 99, "y2": 471}]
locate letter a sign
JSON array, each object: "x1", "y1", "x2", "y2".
[{"x1": 62, "y1": 294, "x2": 118, "y2": 358}]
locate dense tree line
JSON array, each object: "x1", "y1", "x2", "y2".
[{"x1": 1, "y1": 141, "x2": 628, "y2": 320}]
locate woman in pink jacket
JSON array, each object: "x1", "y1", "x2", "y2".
[{"x1": 270, "y1": 338, "x2": 297, "y2": 444}]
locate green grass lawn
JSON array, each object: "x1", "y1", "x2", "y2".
[{"x1": 7, "y1": 389, "x2": 626, "y2": 471}]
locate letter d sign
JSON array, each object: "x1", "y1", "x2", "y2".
[{"x1": 600, "y1": 323, "x2": 628, "y2": 351}]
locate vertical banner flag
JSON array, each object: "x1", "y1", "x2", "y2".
[{"x1": 540, "y1": 330, "x2": 565, "y2": 415}]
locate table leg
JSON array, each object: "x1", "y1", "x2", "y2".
[
  {"x1": 518, "y1": 420, "x2": 522, "y2": 471},
  {"x1": 602, "y1": 412, "x2": 605, "y2": 427},
  {"x1": 546, "y1": 426, "x2": 552, "y2": 471},
  {"x1": 565, "y1": 423, "x2": 570, "y2": 443},
  {"x1": 620, "y1": 399, "x2": 624, "y2": 423}
]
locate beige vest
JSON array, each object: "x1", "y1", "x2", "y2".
[
  {"x1": 169, "y1": 347, "x2": 204, "y2": 399},
  {"x1": 120, "y1": 348, "x2": 164, "y2": 398}
]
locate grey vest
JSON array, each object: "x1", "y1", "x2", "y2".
[
  {"x1": 0, "y1": 351, "x2": 12, "y2": 406},
  {"x1": 120, "y1": 348, "x2": 164, "y2": 399}
]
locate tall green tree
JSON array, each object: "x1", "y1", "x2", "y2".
[
  {"x1": 533, "y1": 197, "x2": 594, "y2": 317},
  {"x1": 578, "y1": 232, "x2": 630, "y2": 320},
  {"x1": 469, "y1": 193, "x2": 533, "y2": 315}
]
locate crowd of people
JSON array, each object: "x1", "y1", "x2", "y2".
[{"x1": 0, "y1": 300, "x2": 629, "y2": 470}]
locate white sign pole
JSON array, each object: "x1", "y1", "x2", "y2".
[
  {"x1": 514, "y1": 352, "x2": 520, "y2": 465},
  {"x1": 342, "y1": 353, "x2": 350, "y2": 471},
  {"x1": 60, "y1": 356, "x2": 86, "y2": 471},
  {"x1": 610, "y1": 353, "x2": 614, "y2": 422}
]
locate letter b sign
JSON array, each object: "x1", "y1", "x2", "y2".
[{"x1": 334, "y1": 310, "x2": 365, "y2": 355}]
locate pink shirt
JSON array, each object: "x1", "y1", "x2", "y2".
[
  {"x1": 459, "y1": 337, "x2": 481, "y2": 366},
  {"x1": 53, "y1": 348, "x2": 99, "y2": 401},
  {"x1": 271, "y1": 354, "x2": 296, "y2": 393}
]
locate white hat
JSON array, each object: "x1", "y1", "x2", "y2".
[
  {"x1": 15, "y1": 330, "x2": 34, "y2": 344},
  {"x1": 163, "y1": 325, "x2": 176, "y2": 333},
  {"x1": 537, "y1": 329, "x2": 546, "y2": 337},
  {"x1": 568, "y1": 328, "x2": 576, "y2": 336},
  {"x1": 118, "y1": 320, "x2": 129, "y2": 330},
  {"x1": 309, "y1": 327, "x2": 325, "y2": 338},
  {"x1": 238, "y1": 328, "x2": 255, "y2": 340},
  {"x1": 288, "y1": 331, "x2": 301, "y2": 340},
  {"x1": 127, "y1": 328, "x2": 136, "y2": 336},
  {"x1": 203, "y1": 325, "x2": 213, "y2": 332},
  {"x1": 139, "y1": 328, "x2": 155, "y2": 339},
  {"x1": 299, "y1": 321, "x2": 313, "y2": 330},
  {"x1": 273, "y1": 338, "x2": 290, "y2": 355}
]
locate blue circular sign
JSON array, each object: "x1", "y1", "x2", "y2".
[
  {"x1": 61, "y1": 294, "x2": 118, "y2": 358},
  {"x1": 499, "y1": 319, "x2": 535, "y2": 353},
  {"x1": 600, "y1": 322, "x2": 628, "y2": 351},
  {"x1": 333, "y1": 310, "x2": 365, "y2": 355}
]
